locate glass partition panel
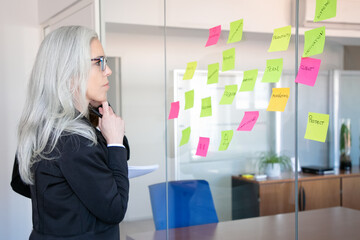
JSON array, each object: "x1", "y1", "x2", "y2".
[
  {"x1": 166, "y1": 0, "x2": 297, "y2": 239},
  {"x1": 297, "y1": 1, "x2": 360, "y2": 240},
  {"x1": 101, "y1": 0, "x2": 360, "y2": 239}
]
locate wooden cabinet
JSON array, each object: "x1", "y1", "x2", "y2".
[
  {"x1": 232, "y1": 168, "x2": 360, "y2": 220},
  {"x1": 299, "y1": 178, "x2": 340, "y2": 211},
  {"x1": 342, "y1": 176, "x2": 360, "y2": 210}
]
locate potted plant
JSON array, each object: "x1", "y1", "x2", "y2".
[
  {"x1": 340, "y1": 119, "x2": 352, "y2": 170},
  {"x1": 258, "y1": 151, "x2": 291, "y2": 178}
]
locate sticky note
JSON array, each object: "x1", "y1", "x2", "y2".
[
  {"x1": 314, "y1": 0, "x2": 337, "y2": 22},
  {"x1": 268, "y1": 25, "x2": 292, "y2": 52},
  {"x1": 304, "y1": 112, "x2": 329, "y2": 142},
  {"x1": 219, "y1": 130, "x2": 234, "y2": 151},
  {"x1": 227, "y1": 19, "x2": 243, "y2": 43},
  {"x1": 179, "y1": 127, "x2": 191, "y2": 146},
  {"x1": 168, "y1": 101, "x2": 180, "y2": 119},
  {"x1": 219, "y1": 85, "x2": 237, "y2": 105},
  {"x1": 183, "y1": 61, "x2": 197, "y2": 80},
  {"x1": 303, "y1": 27, "x2": 325, "y2": 57},
  {"x1": 295, "y1": 57, "x2": 321, "y2": 86},
  {"x1": 222, "y1": 48, "x2": 235, "y2": 72},
  {"x1": 196, "y1": 137, "x2": 210, "y2": 157},
  {"x1": 266, "y1": 88, "x2": 290, "y2": 112},
  {"x1": 261, "y1": 58, "x2": 283, "y2": 83},
  {"x1": 239, "y1": 69, "x2": 258, "y2": 92},
  {"x1": 237, "y1": 111, "x2": 259, "y2": 131},
  {"x1": 207, "y1": 63, "x2": 219, "y2": 84},
  {"x1": 200, "y1": 97, "x2": 212, "y2": 117},
  {"x1": 205, "y1": 25, "x2": 221, "y2": 47},
  {"x1": 185, "y1": 90, "x2": 194, "y2": 110}
]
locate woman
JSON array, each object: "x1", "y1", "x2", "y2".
[{"x1": 11, "y1": 26, "x2": 130, "y2": 239}]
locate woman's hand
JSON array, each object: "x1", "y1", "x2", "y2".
[{"x1": 98, "y1": 101, "x2": 124, "y2": 144}]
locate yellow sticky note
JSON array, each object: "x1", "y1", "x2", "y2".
[
  {"x1": 227, "y1": 19, "x2": 243, "y2": 43},
  {"x1": 180, "y1": 127, "x2": 191, "y2": 146},
  {"x1": 222, "y1": 48, "x2": 235, "y2": 72},
  {"x1": 207, "y1": 63, "x2": 219, "y2": 84},
  {"x1": 314, "y1": 0, "x2": 337, "y2": 22},
  {"x1": 200, "y1": 97, "x2": 212, "y2": 117},
  {"x1": 184, "y1": 90, "x2": 194, "y2": 110},
  {"x1": 262, "y1": 58, "x2": 283, "y2": 83},
  {"x1": 268, "y1": 25, "x2": 291, "y2": 52},
  {"x1": 266, "y1": 88, "x2": 290, "y2": 112},
  {"x1": 304, "y1": 112, "x2": 329, "y2": 142},
  {"x1": 303, "y1": 27, "x2": 325, "y2": 57},
  {"x1": 219, "y1": 85, "x2": 237, "y2": 105},
  {"x1": 219, "y1": 130, "x2": 234, "y2": 151},
  {"x1": 183, "y1": 61, "x2": 197, "y2": 80}
]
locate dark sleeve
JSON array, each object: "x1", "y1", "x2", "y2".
[
  {"x1": 10, "y1": 156, "x2": 31, "y2": 198},
  {"x1": 59, "y1": 136, "x2": 129, "y2": 224},
  {"x1": 123, "y1": 135, "x2": 130, "y2": 160}
]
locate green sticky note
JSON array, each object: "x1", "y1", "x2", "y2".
[
  {"x1": 262, "y1": 58, "x2": 283, "y2": 83},
  {"x1": 219, "y1": 130, "x2": 234, "y2": 151},
  {"x1": 184, "y1": 90, "x2": 194, "y2": 110},
  {"x1": 314, "y1": 0, "x2": 337, "y2": 22},
  {"x1": 268, "y1": 25, "x2": 292, "y2": 52},
  {"x1": 222, "y1": 48, "x2": 235, "y2": 72},
  {"x1": 207, "y1": 63, "x2": 219, "y2": 84},
  {"x1": 200, "y1": 97, "x2": 212, "y2": 117},
  {"x1": 183, "y1": 61, "x2": 197, "y2": 80},
  {"x1": 239, "y1": 69, "x2": 258, "y2": 92},
  {"x1": 220, "y1": 85, "x2": 237, "y2": 105},
  {"x1": 227, "y1": 19, "x2": 243, "y2": 43},
  {"x1": 304, "y1": 112, "x2": 330, "y2": 142},
  {"x1": 180, "y1": 127, "x2": 191, "y2": 146},
  {"x1": 303, "y1": 27, "x2": 325, "y2": 57}
]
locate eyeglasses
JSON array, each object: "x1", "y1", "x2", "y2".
[{"x1": 91, "y1": 56, "x2": 108, "y2": 71}]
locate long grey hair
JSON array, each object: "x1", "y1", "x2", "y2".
[{"x1": 17, "y1": 26, "x2": 98, "y2": 184}]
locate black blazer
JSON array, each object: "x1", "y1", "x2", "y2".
[{"x1": 11, "y1": 120, "x2": 130, "y2": 240}]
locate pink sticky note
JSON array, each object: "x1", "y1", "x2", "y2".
[
  {"x1": 168, "y1": 101, "x2": 180, "y2": 119},
  {"x1": 196, "y1": 137, "x2": 210, "y2": 157},
  {"x1": 237, "y1": 111, "x2": 259, "y2": 131},
  {"x1": 295, "y1": 57, "x2": 321, "y2": 87},
  {"x1": 205, "y1": 25, "x2": 221, "y2": 47}
]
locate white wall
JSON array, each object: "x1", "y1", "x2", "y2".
[
  {"x1": 105, "y1": 22, "x2": 344, "y2": 221},
  {"x1": 0, "y1": 0, "x2": 41, "y2": 239}
]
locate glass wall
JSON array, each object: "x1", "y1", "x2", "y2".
[{"x1": 101, "y1": 0, "x2": 360, "y2": 239}]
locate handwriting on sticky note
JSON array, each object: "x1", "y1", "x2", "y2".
[
  {"x1": 219, "y1": 130, "x2": 234, "y2": 151},
  {"x1": 314, "y1": 0, "x2": 337, "y2": 22},
  {"x1": 185, "y1": 89, "x2": 194, "y2": 110},
  {"x1": 262, "y1": 58, "x2": 283, "y2": 83},
  {"x1": 196, "y1": 137, "x2": 210, "y2": 157},
  {"x1": 227, "y1": 19, "x2": 243, "y2": 43},
  {"x1": 304, "y1": 112, "x2": 329, "y2": 142},
  {"x1": 239, "y1": 69, "x2": 258, "y2": 92},
  {"x1": 183, "y1": 61, "x2": 197, "y2": 80},
  {"x1": 220, "y1": 85, "x2": 237, "y2": 105},
  {"x1": 295, "y1": 57, "x2": 321, "y2": 86},
  {"x1": 266, "y1": 88, "x2": 290, "y2": 112},
  {"x1": 200, "y1": 97, "x2": 212, "y2": 117},
  {"x1": 268, "y1": 25, "x2": 292, "y2": 52},
  {"x1": 168, "y1": 101, "x2": 180, "y2": 119},
  {"x1": 207, "y1": 63, "x2": 219, "y2": 84},
  {"x1": 237, "y1": 111, "x2": 259, "y2": 131},
  {"x1": 205, "y1": 25, "x2": 221, "y2": 47},
  {"x1": 222, "y1": 48, "x2": 235, "y2": 72},
  {"x1": 179, "y1": 127, "x2": 191, "y2": 146},
  {"x1": 303, "y1": 27, "x2": 325, "y2": 57}
]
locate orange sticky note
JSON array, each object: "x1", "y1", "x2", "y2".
[{"x1": 266, "y1": 88, "x2": 290, "y2": 112}]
